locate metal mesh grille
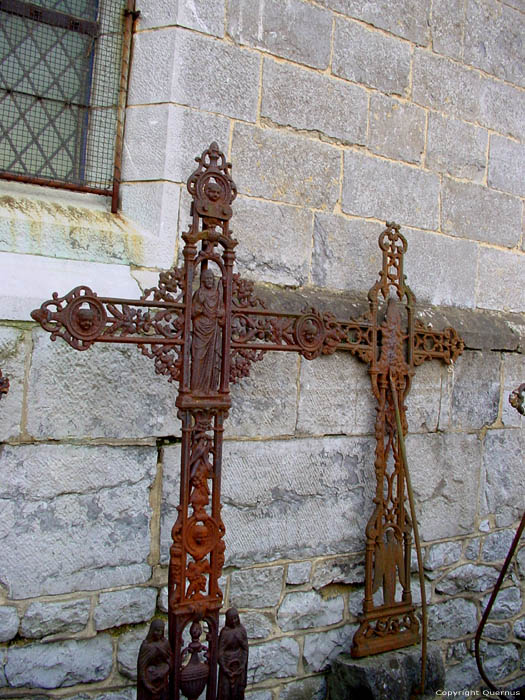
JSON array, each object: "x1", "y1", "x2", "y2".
[{"x1": 0, "y1": 0, "x2": 127, "y2": 192}]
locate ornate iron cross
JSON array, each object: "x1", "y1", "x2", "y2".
[{"x1": 31, "y1": 142, "x2": 463, "y2": 696}]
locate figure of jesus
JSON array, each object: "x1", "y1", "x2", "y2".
[{"x1": 191, "y1": 268, "x2": 225, "y2": 394}]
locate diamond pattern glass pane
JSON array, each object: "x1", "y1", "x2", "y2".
[{"x1": 0, "y1": 0, "x2": 127, "y2": 192}]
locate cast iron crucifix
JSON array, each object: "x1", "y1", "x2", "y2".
[{"x1": 31, "y1": 142, "x2": 463, "y2": 696}]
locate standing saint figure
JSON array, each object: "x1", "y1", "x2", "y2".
[
  {"x1": 137, "y1": 619, "x2": 173, "y2": 700},
  {"x1": 372, "y1": 528, "x2": 406, "y2": 606},
  {"x1": 191, "y1": 268, "x2": 225, "y2": 394},
  {"x1": 218, "y1": 608, "x2": 248, "y2": 700}
]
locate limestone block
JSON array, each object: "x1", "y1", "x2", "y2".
[
  {"x1": 435, "y1": 564, "x2": 499, "y2": 595},
  {"x1": 483, "y1": 623, "x2": 510, "y2": 641},
  {"x1": 230, "y1": 566, "x2": 284, "y2": 609},
  {"x1": 465, "y1": 538, "x2": 480, "y2": 561},
  {"x1": 161, "y1": 436, "x2": 377, "y2": 567},
  {"x1": 247, "y1": 637, "x2": 300, "y2": 683},
  {"x1": 429, "y1": 0, "x2": 465, "y2": 59},
  {"x1": 261, "y1": 59, "x2": 367, "y2": 146},
  {"x1": 117, "y1": 624, "x2": 148, "y2": 680},
  {"x1": 312, "y1": 556, "x2": 364, "y2": 590},
  {"x1": 476, "y1": 247, "x2": 525, "y2": 313},
  {"x1": 303, "y1": 625, "x2": 356, "y2": 673},
  {"x1": 21, "y1": 599, "x2": 90, "y2": 639},
  {"x1": 502, "y1": 354, "x2": 525, "y2": 428},
  {"x1": 439, "y1": 350, "x2": 500, "y2": 431},
  {"x1": 277, "y1": 591, "x2": 344, "y2": 631},
  {"x1": 247, "y1": 692, "x2": 272, "y2": 700},
  {"x1": 488, "y1": 135, "x2": 525, "y2": 198},
  {"x1": 1, "y1": 251, "x2": 140, "y2": 321},
  {"x1": 94, "y1": 588, "x2": 158, "y2": 630},
  {"x1": 444, "y1": 654, "x2": 479, "y2": 691},
  {"x1": 441, "y1": 178, "x2": 521, "y2": 247},
  {"x1": 482, "y1": 587, "x2": 522, "y2": 620},
  {"x1": 239, "y1": 611, "x2": 273, "y2": 640},
  {"x1": 405, "y1": 432, "x2": 481, "y2": 540},
  {"x1": 4, "y1": 635, "x2": 113, "y2": 688},
  {"x1": 478, "y1": 78, "x2": 525, "y2": 141},
  {"x1": 518, "y1": 548, "x2": 525, "y2": 578},
  {"x1": 464, "y1": 0, "x2": 525, "y2": 87},
  {"x1": 232, "y1": 124, "x2": 340, "y2": 209},
  {"x1": 287, "y1": 561, "x2": 312, "y2": 586},
  {"x1": 0, "y1": 649, "x2": 6, "y2": 687},
  {"x1": 229, "y1": 195, "x2": 313, "y2": 287},
  {"x1": 318, "y1": 0, "x2": 430, "y2": 44},
  {"x1": 482, "y1": 530, "x2": 516, "y2": 562},
  {"x1": 342, "y1": 151, "x2": 440, "y2": 230},
  {"x1": 413, "y1": 50, "x2": 482, "y2": 122},
  {"x1": 0, "y1": 443, "x2": 155, "y2": 598},
  {"x1": 296, "y1": 353, "x2": 375, "y2": 437},
  {"x1": 128, "y1": 29, "x2": 259, "y2": 121},
  {"x1": 482, "y1": 429, "x2": 525, "y2": 527},
  {"x1": 120, "y1": 181, "x2": 180, "y2": 248},
  {"x1": 280, "y1": 676, "x2": 326, "y2": 700},
  {"x1": 228, "y1": 0, "x2": 331, "y2": 69},
  {"x1": 482, "y1": 642, "x2": 520, "y2": 681},
  {"x1": 27, "y1": 328, "x2": 179, "y2": 439},
  {"x1": 158, "y1": 586, "x2": 168, "y2": 613},
  {"x1": 333, "y1": 18, "x2": 411, "y2": 96},
  {"x1": 514, "y1": 617, "x2": 525, "y2": 640},
  {"x1": 0, "y1": 327, "x2": 27, "y2": 441},
  {"x1": 427, "y1": 598, "x2": 477, "y2": 640},
  {"x1": 424, "y1": 541, "x2": 462, "y2": 571},
  {"x1": 368, "y1": 94, "x2": 425, "y2": 164},
  {"x1": 0, "y1": 606, "x2": 19, "y2": 642},
  {"x1": 136, "y1": 0, "x2": 225, "y2": 36},
  {"x1": 426, "y1": 113, "x2": 487, "y2": 182},
  {"x1": 122, "y1": 104, "x2": 230, "y2": 184}
]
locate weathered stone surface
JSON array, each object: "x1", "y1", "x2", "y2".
[
  {"x1": 476, "y1": 247, "x2": 525, "y2": 313},
  {"x1": 482, "y1": 587, "x2": 522, "y2": 620},
  {"x1": 312, "y1": 556, "x2": 364, "y2": 590},
  {"x1": 464, "y1": 0, "x2": 525, "y2": 86},
  {"x1": 502, "y1": 353, "x2": 525, "y2": 428},
  {"x1": 136, "y1": 0, "x2": 225, "y2": 36},
  {"x1": 239, "y1": 611, "x2": 273, "y2": 640},
  {"x1": 128, "y1": 29, "x2": 259, "y2": 121},
  {"x1": 122, "y1": 104, "x2": 230, "y2": 184},
  {"x1": 277, "y1": 591, "x2": 343, "y2": 631},
  {"x1": 0, "y1": 327, "x2": 27, "y2": 441},
  {"x1": 514, "y1": 617, "x2": 525, "y2": 640},
  {"x1": 228, "y1": 195, "x2": 313, "y2": 287},
  {"x1": 4, "y1": 635, "x2": 113, "y2": 688},
  {"x1": 479, "y1": 78, "x2": 525, "y2": 141},
  {"x1": 333, "y1": 18, "x2": 411, "y2": 95},
  {"x1": 428, "y1": 599, "x2": 478, "y2": 640},
  {"x1": 318, "y1": 0, "x2": 430, "y2": 44},
  {"x1": 368, "y1": 94, "x2": 425, "y2": 164},
  {"x1": 429, "y1": 0, "x2": 465, "y2": 59},
  {"x1": 442, "y1": 177, "x2": 521, "y2": 248},
  {"x1": 117, "y1": 624, "x2": 148, "y2": 680},
  {"x1": 518, "y1": 547, "x2": 525, "y2": 578},
  {"x1": 280, "y1": 676, "x2": 326, "y2": 700},
  {"x1": 329, "y1": 645, "x2": 444, "y2": 699},
  {"x1": 246, "y1": 692, "x2": 272, "y2": 700},
  {"x1": 303, "y1": 624, "x2": 357, "y2": 673},
  {"x1": 27, "y1": 328, "x2": 179, "y2": 438},
  {"x1": 435, "y1": 564, "x2": 499, "y2": 595},
  {"x1": 247, "y1": 637, "x2": 300, "y2": 683},
  {"x1": 482, "y1": 429, "x2": 525, "y2": 527},
  {"x1": 406, "y1": 433, "x2": 481, "y2": 540},
  {"x1": 262, "y1": 59, "x2": 367, "y2": 145},
  {"x1": 0, "y1": 606, "x2": 19, "y2": 642},
  {"x1": 425, "y1": 113, "x2": 487, "y2": 182},
  {"x1": 120, "y1": 180, "x2": 180, "y2": 245},
  {"x1": 287, "y1": 561, "x2": 312, "y2": 586},
  {"x1": 228, "y1": 0, "x2": 332, "y2": 69},
  {"x1": 424, "y1": 541, "x2": 462, "y2": 571},
  {"x1": 232, "y1": 124, "x2": 340, "y2": 209},
  {"x1": 21, "y1": 599, "x2": 90, "y2": 639},
  {"x1": 413, "y1": 50, "x2": 482, "y2": 121},
  {"x1": 94, "y1": 587, "x2": 157, "y2": 630},
  {"x1": 482, "y1": 529, "x2": 516, "y2": 562},
  {"x1": 483, "y1": 623, "x2": 510, "y2": 641},
  {"x1": 488, "y1": 135, "x2": 525, "y2": 198},
  {"x1": 482, "y1": 641, "x2": 520, "y2": 680},
  {"x1": 439, "y1": 350, "x2": 500, "y2": 430},
  {"x1": 0, "y1": 649, "x2": 6, "y2": 687},
  {"x1": 445, "y1": 654, "x2": 480, "y2": 691},
  {"x1": 342, "y1": 151, "x2": 440, "y2": 230},
  {"x1": 0, "y1": 443, "x2": 155, "y2": 598},
  {"x1": 465, "y1": 538, "x2": 480, "y2": 561},
  {"x1": 158, "y1": 586, "x2": 168, "y2": 613},
  {"x1": 230, "y1": 566, "x2": 284, "y2": 609}
]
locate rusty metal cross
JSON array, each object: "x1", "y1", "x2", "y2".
[{"x1": 31, "y1": 142, "x2": 464, "y2": 697}]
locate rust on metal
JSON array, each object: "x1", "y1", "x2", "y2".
[
  {"x1": 31, "y1": 142, "x2": 465, "y2": 691},
  {"x1": 509, "y1": 382, "x2": 525, "y2": 416},
  {"x1": 0, "y1": 369, "x2": 9, "y2": 399}
]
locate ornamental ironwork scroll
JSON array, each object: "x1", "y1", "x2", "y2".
[{"x1": 31, "y1": 142, "x2": 465, "y2": 696}]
